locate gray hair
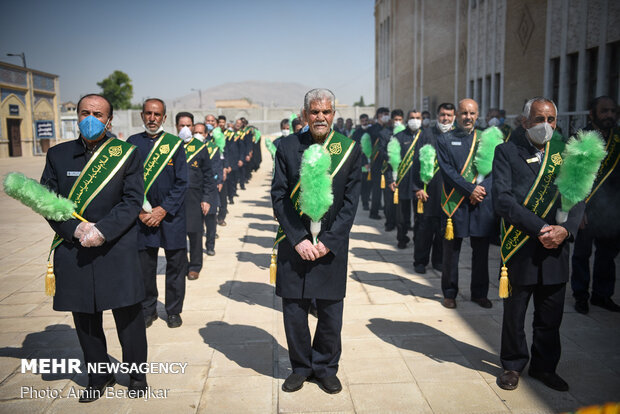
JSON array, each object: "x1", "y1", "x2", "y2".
[
  {"x1": 522, "y1": 97, "x2": 557, "y2": 119},
  {"x1": 303, "y1": 88, "x2": 336, "y2": 111}
]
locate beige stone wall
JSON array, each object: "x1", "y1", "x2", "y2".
[
  {"x1": 391, "y1": 0, "x2": 414, "y2": 112},
  {"x1": 503, "y1": 0, "x2": 547, "y2": 115}
]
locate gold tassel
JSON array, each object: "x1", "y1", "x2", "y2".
[
  {"x1": 445, "y1": 218, "x2": 454, "y2": 240},
  {"x1": 45, "y1": 262, "x2": 55, "y2": 296},
  {"x1": 499, "y1": 265, "x2": 510, "y2": 298},
  {"x1": 367, "y1": 171, "x2": 371, "y2": 181},
  {"x1": 381, "y1": 175, "x2": 385, "y2": 189},
  {"x1": 393, "y1": 188, "x2": 399, "y2": 204},
  {"x1": 269, "y1": 253, "x2": 277, "y2": 284},
  {"x1": 417, "y1": 199, "x2": 424, "y2": 214}
]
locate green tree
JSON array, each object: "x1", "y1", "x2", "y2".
[
  {"x1": 353, "y1": 96, "x2": 366, "y2": 107},
  {"x1": 97, "y1": 71, "x2": 133, "y2": 110}
]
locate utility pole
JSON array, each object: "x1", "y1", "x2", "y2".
[{"x1": 191, "y1": 88, "x2": 202, "y2": 108}]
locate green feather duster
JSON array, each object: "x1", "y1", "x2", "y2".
[
  {"x1": 393, "y1": 124, "x2": 406, "y2": 135},
  {"x1": 300, "y1": 144, "x2": 333, "y2": 244},
  {"x1": 555, "y1": 130, "x2": 607, "y2": 212},
  {"x1": 387, "y1": 138, "x2": 401, "y2": 173},
  {"x1": 265, "y1": 138, "x2": 277, "y2": 158},
  {"x1": 3, "y1": 172, "x2": 77, "y2": 221},
  {"x1": 419, "y1": 144, "x2": 437, "y2": 184},
  {"x1": 254, "y1": 128, "x2": 261, "y2": 143},
  {"x1": 361, "y1": 133, "x2": 372, "y2": 158},
  {"x1": 213, "y1": 127, "x2": 226, "y2": 153},
  {"x1": 474, "y1": 126, "x2": 504, "y2": 177}
]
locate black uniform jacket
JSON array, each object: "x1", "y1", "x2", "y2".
[
  {"x1": 185, "y1": 143, "x2": 217, "y2": 230},
  {"x1": 127, "y1": 132, "x2": 188, "y2": 250},
  {"x1": 271, "y1": 130, "x2": 362, "y2": 300},
  {"x1": 492, "y1": 128, "x2": 585, "y2": 285},
  {"x1": 205, "y1": 140, "x2": 223, "y2": 215},
  {"x1": 411, "y1": 125, "x2": 445, "y2": 217},
  {"x1": 386, "y1": 127, "x2": 422, "y2": 199},
  {"x1": 41, "y1": 138, "x2": 145, "y2": 313},
  {"x1": 367, "y1": 123, "x2": 388, "y2": 174},
  {"x1": 437, "y1": 126, "x2": 497, "y2": 238}
]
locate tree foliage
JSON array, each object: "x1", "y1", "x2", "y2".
[
  {"x1": 97, "y1": 70, "x2": 133, "y2": 110},
  {"x1": 353, "y1": 96, "x2": 366, "y2": 107}
]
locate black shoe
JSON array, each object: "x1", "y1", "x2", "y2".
[
  {"x1": 397, "y1": 241, "x2": 408, "y2": 249},
  {"x1": 207, "y1": 250, "x2": 215, "y2": 256},
  {"x1": 497, "y1": 370, "x2": 519, "y2": 390},
  {"x1": 362, "y1": 205, "x2": 369, "y2": 211},
  {"x1": 442, "y1": 298, "x2": 456, "y2": 309},
  {"x1": 369, "y1": 214, "x2": 381, "y2": 220},
  {"x1": 167, "y1": 314, "x2": 182, "y2": 328},
  {"x1": 528, "y1": 369, "x2": 569, "y2": 391},
  {"x1": 282, "y1": 373, "x2": 306, "y2": 392},
  {"x1": 128, "y1": 378, "x2": 148, "y2": 398},
  {"x1": 144, "y1": 311, "x2": 158, "y2": 328},
  {"x1": 574, "y1": 299, "x2": 589, "y2": 314},
  {"x1": 384, "y1": 225, "x2": 395, "y2": 232},
  {"x1": 79, "y1": 376, "x2": 116, "y2": 403},
  {"x1": 590, "y1": 295, "x2": 620, "y2": 312},
  {"x1": 432, "y1": 263, "x2": 443, "y2": 272},
  {"x1": 240, "y1": 185, "x2": 246, "y2": 190},
  {"x1": 317, "y1": 375, "x2": 342, "y2": 394},
  {"x1": 472, "y1": 297, "x2": 493, "y2": 308},
  {"x1": 414, "y1": 264, "x2": 426, "y2": 274},
  {"x1": 229, "y1": 199, "x2": 235, "y2": 204},
  {"x1": 218, "y1": 220, "x2": 227, "y2": 226}
]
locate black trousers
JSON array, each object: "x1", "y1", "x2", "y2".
[
  {"x1": 227, "y1": 169, "x2": 238, "y2": 200},
  {"x1": 396, "y1": 198, "x2": 413, "y2": 243},
  {"x1": 218, "y1": 185, "x2": 228, "y2": 221},
  {"x1": 369, "y1": 171, "x2": 382, "y2": 216},
  {"x1": 360, "y1": 172, "x2": 371, "y2": 209},
  {"x1": 414, "y1": 215, "x2": 443, "y2": 267},
  {"x1": 441, "y1": 236, "x2": 490, "y2": 299},
  {"x1": 500, "y1": 283, "x2": 566, "y2": 373},
  {"x1": 204, "y1": 213, "x2": 217, "y2": 250},
  {"x1": 383, "y1": 186, "x2": 396, "y2": 229},
  {"x1": 187, "y1": 231, "x2": 203, "y2": 273},
  {"x1": 282, "y1": 298, "x2": 343, "y2": 378},
  {"x1": 140, "y1": 247, "x2": 187, "y2": 316},
  {"x1": 73, "y1": 303, "x2": 147, "y2": 386},
  {"x1": 571, "y1": 228, "x2": 620, "y2": 301}
]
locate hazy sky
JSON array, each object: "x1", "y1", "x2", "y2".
[{"x1": 0, "y1": 0, "x2": 375, "y2": 106}]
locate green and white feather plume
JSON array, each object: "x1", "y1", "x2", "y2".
[
  {"x1": 289, "y1": 113, "x2": 298, "y2": 133},
  {"x1": 213, "y1": 127, "x2": 226, "y2": 153},
  {"x1": 474, "y1": 126, "x2": 504, "y2": 183},
  {"x1": 555, "y1": 130, "x2": 607, "y2": 222},
  {"x1": 393, "y1": 124, "x2": 406, "y2": 135},
  {"x1": 361, "y1": 133, "x2": 372, "y2": 159},
  {"x1": 300, "y1": 144, "x2": 333, "y2": 244},
  {"x1": 387, "y1": 138, "x2": 402, "y2": 181},
  {"x1": 419, "y1": 144, "x2": 437, "y2": 185},
  {"x1": 265, "y1": 138, "x2": 277, "y2": 158}
]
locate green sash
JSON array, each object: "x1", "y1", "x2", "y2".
[
  {"x1": 206, "y1": 140, "x2": 219, "y2": 160},
  {"x1": 49, "y1": 138, "x2": 137, "y2": 252},
  {"x1": 143, "y1": 132, "x2": 183, "y2": 197},
  {"x1": 272, "y1": 130, "x2": 356, "y2": 250},
  {"x1": 441, "y1": 130, "x2": 480, "y2": 217},
  {"x1": 184, "y1": 138, "x2": 205, "y2": 163},
  {"x1": 371, "y1": 139, "x2": 381, "y2": 162},
  {"x1": 396, "y1": 130, "x2": 422, "y2": 185},
  {"x1": 586, "y1": 127, "x2": 620, "y2": 203},
  {"x1": 500, "y1": 137, "x2": 565, "y2": 264}
]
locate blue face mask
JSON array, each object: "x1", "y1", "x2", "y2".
[
  {"x1": 301, "y1": 125, "x2": 309, "y2": 133},
  {"x1": 79, "y1": 115, "x2": 109, "y2": 141},
  {"x1": 206, "y1": 123, "x2": 214, "y2": 131},
  {"x1": 499, "y1": 117, "x2": 505, "y2": 125}
]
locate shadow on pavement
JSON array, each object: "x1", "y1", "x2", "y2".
[
  {"x1": 351, "y1": 271, "x2": 442, "y2": 301},
  {"x1": 235, "y1": 251, "x2": 269, "y2": 269},
  {"x1": 218, "y1": 281, "x2": 278, "y2": 311},
  {"x1": 199, "y1": 321, "x2": 287, "y2": 379},
  {"x1": 240, "y1": 235, "x2": 274, "y2": 249},
  {"x1": 248, "y1": 222, "x2": 278, "y2": 232},
  {"x1": 242, "y1": 213, "x2": 274, "y2": 221}
]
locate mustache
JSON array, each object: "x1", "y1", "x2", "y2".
[{"x1": 312, "y1": 122, "x2": 328, "y2": 127}]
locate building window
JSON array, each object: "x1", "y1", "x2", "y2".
[
  {"x1": 495, "y1": 73, "x2": 501, "y2": 108},
  {"x1": 477, "y1": 78, "x2": 482, "y2": 104},
  {"x1": 567, "y1": 52, "x2": 579, "y2": 111},
  {"x1": 550, "y1": 57, "x2": 560, "y2": 104},
  {"x1": 586, "y1": 47, "x2": 598, "y2": 106},
  {"x1": 485, "y1": 75, "x2": 491, "y2": 110},
  {"x1": 608, "y1": 41, "x2": 619, "y2": 103}
]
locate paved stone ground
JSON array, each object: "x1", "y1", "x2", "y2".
[{"x1": 0, "y1": 149, "x2": 618, "y2": 413}]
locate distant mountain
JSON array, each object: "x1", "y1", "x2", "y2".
[{"x1": 168, "y1": 81, "x2": 313, "y2": 109}]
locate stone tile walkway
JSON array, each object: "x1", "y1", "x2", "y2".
[{"x1": 0, "y1": 148, "x2": 618, "y2": 413}]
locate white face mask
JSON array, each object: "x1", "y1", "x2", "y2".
[
  {"x1": 178, "y1": 126, "x2": 193, "y2": 142},
  {"x1": 361, "y1": 124, "x2": 370, "y2": 129},
  {"x1": 380, "y1": 115, "x2": 390, "y2": 124},
  {"x1": 526, "y1": 122, "x2": 554, "y2": 145},
  {"x1": 437, "y1": 121, "x2": 453, "y2": 133},
  {"x1": 488, "y1": 117, "x2": 500, "y2": 127},
  {"x1": 407, "y1": 118, "x2": 422, "y2": 131},
  {"x1": 281, "y1": 129, "x2": 289, "y2": 137},
  {"x1": 393, "y1": 120, "x2": 403, "y2": 127},
  {"x1": 422, "y1": 118, "x2": 430, "y2": 127},
  {"x1": 143, "y1": 123, "x2": 164, "y2": 136},
  {"x1": 193, "y1": 133, "x2": 205, "y2": 142}
]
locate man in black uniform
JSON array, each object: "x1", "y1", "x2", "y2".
[
  {"x1": 381, "y1": 109, "x2": 403, "y2": 232},
  {"x1": 493, "y1": 97, "x2": 584, "y2": 391},
  {"x1": 216, "y1": 115, "x2": 231, "y2": 226},
  {"x1": 128, "y1": 98, "x2": 188, "y2": 329},
  {"x1": 367, "y1": 107, "x2": 390, "y2": 219},
  {"x1": 411, "y1": 103, "x2": 455, "y2": 273},
  {"x1": 272, "y1": 88, "x2": 361, "y2": 394},
  {"x1": 436, "y1": 98, "x2": 496, "y2": 309},
  {"x1": 175, "y1": 113, "x2": 216, "y2": 280},
  {"x1": 571, "y1": 96, "x2": 620, "y2": 313},
  {"x1": 41, "y1": 94, "x2": 147, "y2": 401}
]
